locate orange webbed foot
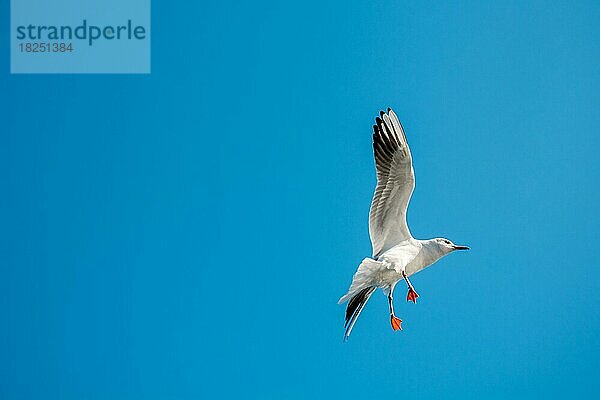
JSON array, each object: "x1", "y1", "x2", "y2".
[
  {"x1": 407, "y1": 288, "x2": 419, "y2": 303},
  {"x1": 390, "y1": 316, "x2": 403, "y2": 331}
]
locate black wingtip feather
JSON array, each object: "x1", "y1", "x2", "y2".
[{"x1": 344, "y1": 287, "x2": 374, "y2": 327}]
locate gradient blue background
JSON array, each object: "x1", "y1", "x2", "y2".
[{"x1": 1, "y1": 1, "x2": 599, "y2": 398}]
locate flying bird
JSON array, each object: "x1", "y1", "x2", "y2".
[{"x1": 339, "y1": 108, "x2": 469, "y2": 341}]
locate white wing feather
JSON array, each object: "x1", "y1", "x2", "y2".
[{"x1": 369, "y1": 109, "x2": 415, "y2": 258}]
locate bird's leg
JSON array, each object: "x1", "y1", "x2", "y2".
[
  {"x1": 403, "y1": 271, "x2": 419, "y2": 303},
  {"x1": 388, "y1": 285, "x2": 402, "y2": 331}
]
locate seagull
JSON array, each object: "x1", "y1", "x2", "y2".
[{"x1": 338, "y1": 108, "x2": 469, "y2": 341}]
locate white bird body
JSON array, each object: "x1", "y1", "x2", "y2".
[
  {"x1": 379, "y1": 239, "x2": 444, "y2": 282},
  {"x1": 338, "y1": 238, "x2": 450, "y2": 303},
  {"x1": 339, "y1": 108, "x2": 468, "y2": 340}
]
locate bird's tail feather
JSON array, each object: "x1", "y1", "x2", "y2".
[
  {"x1": 338, "y1": 258, "x2": 383, "y2": 304},
  {"x1": 343, "y1": 286, "x2": 376, "y2": 341}
]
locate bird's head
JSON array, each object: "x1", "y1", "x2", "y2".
[{"x1": 434, "y1": 238, "x2": 470, "y2": 254}]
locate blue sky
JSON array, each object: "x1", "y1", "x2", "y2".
[{"x1": 1, "y1": 1, "x2": 599, "y2": 398}]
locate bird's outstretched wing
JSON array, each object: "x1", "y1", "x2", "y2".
[{"x1": 369, "y1": 109, "x2": 415, "y2": 258}]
